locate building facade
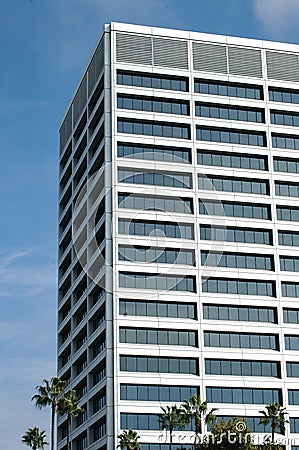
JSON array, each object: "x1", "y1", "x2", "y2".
[{"x1": 58, "y1": 22, "x2": 299, "y2": 450}]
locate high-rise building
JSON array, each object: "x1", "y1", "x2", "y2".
[{"x1": 58, "y1": 22, "x2": 299, "y2": 450}]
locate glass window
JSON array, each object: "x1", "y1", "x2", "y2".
[
  {"x1": 206, "y1": 359, "x2": 280, "y2": 377},
  {"x1": 197, "y1": 150, "x2": 267, "y2": 171},
  {"x1": 195, "y1": 79, "x2": 263, "y2": 99},
  {"x1": 118, "y1": 143, "x2": 191, "y2": 164},
  {"x1": 202, "y1": 277, "x2": 275, "y2": 297},
  {"x1": 117, "y1": 70, "x2": 188, "y2": 92},
  {"x1": 196, "y1": 102, "x2": 264, "y2": 123},
  {"x1": 197, "y1": 126, "x2": 266, "y2": 146},
  {"x1": 118, "y1": 94, "x2": 189, "y2": 116}
]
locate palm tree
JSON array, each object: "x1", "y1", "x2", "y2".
[
  {"x1": 117, "y1": 429, "x2": 141, "y2": 449},
  {"x1": 182, "y1": 394, "x2": 218, "y2": 448},
  {"x1": 259, "y1": 402, "x2": 289, "y2": 443},
  {"x1": 158, "y1": 404, "x2": 187, "y2": 450},
  {"x1": 58, "y1": 390, "x2": 84, "y2": 450},
  {"x1": 21, "y1": 427, "x2": 48, "y2": 450},
  {"x1": 32, "y1": 377, "x2": 67, "y2": 450}
]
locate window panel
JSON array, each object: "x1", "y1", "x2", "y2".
[
  {"x1": 201, "y1": 250, "x2": 274, "y2": 271},
  {"x1": 117, "y1": 143, "x2": 191, "y2": 163},
  {"x1": 197, "y1": 150, "x2": 267, "y2": 171},
  {"x1": 206, "y1": 359, "x2": 280, "y2": 377},
  {"x1": 118, "y1": 94, "x2": 189, "y2": 116},
  {"x1": 119, "y1": 193, "x2": 193, "y2": 214},
  {"x1": 203, "y1": 303, "x2": 276, "y2": 323},
  {"x1": 117, "y1": 71, "x2": 188, "y2": 92},
  {"x1": 118, "y1": 119, "x2": 190, "y2": 140},
  {"x1": 200, "y1": 225, "x2": 272, "y2": 245},
  {"x1": 198, "y1": 174, "x2": 269, "y2": 195},
  {"x1": 199, "y1": 200, "x2": 271, "y2": 220},
  {"x1": 204, "y1": 331, "x2": 279, "y2": 350},
  {"x1": 120, "y1": 356, "x2": 198, "y2": 375},
  {"x1": 195, "y1": 79, "x2": 263, "y2": 99},
  {"x1": 202, "y1": 277, "x2": 275, "y2": 297},
  {"x1": 119, "y1": 245, "x2": 195, "y2": 266},
  {"x1": 197, "y1": 126, "x2": 266, "y2": 147},
  {"x1": 196, "y1": 102, "x2": 264, "y2": 123}
]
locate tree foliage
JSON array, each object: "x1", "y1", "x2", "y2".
[{"x1": 21, "y1": 427, "x2": 48, "y2": 450}]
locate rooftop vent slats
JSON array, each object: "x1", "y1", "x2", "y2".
[
  {"x1": 73, "y1": 73, "x2": 87, "y2": 126},
  {"x1": 60, "y1": 107, "x2": 72, "y2": 152},
  {"x1": 192, "y1": 42, "x2": 228, "y2": 74},
  {"x1": 88, "y1": 38, "x2": 104, "y2": 95},
  {"x1": 116, "y1": 32, "x2": 152, "y2": 65},
  {"x1": 153, "y1": 37, "x2": 189, "y2": 69},
  {"x1": 228, "y1": 46, "x2": 263, "y2": 78},
  {"x1": 266, "y1": 51, "x2": 299, "y2": 83}
]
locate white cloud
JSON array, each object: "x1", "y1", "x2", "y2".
[
  {"x1": 0, "y1": 248, "x2": 56, "y2": 300},
  {"x1": 254, "y1": 0, "x2": 299, "y2": 35}
]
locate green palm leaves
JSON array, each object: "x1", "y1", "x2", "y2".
[{"x1": 21, "y1": 427, "x2": 48, "y2": 450}]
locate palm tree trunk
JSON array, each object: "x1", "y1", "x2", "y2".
[
  {"x1": 271, "y1": 421, "x2": 275, "y2": 444},
  {"x1": 51, "y1": 400, "x2": 56, "y2": 450},
  {"x1": 170, "y1": 426, "x2": 173, "y2": 450},
  {"x1": 67, "y1": 414, "x2": 71, "y2": 450}
]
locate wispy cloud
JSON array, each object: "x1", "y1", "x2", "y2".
[
  {"x1": 253, "y1": 0, "x2": 299, "y2": 37},
  {"x1": 0, "y1": 248, "x2": 56, "y2": 300}
]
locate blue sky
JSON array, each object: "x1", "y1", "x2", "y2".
[{"x1": 1, "y1": 0, "x2": 299, "y2": 448}]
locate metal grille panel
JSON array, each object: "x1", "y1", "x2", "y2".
[
  {"x1": 153, "y1": 37, "x2": 188, "y2": 69},
  {"x1": 192, "y1": 41, "x2": 227, "y2": 74},
  {"x1": 266, "y1": 51, "x2": 299, "y2": 83},
  {"x1": 228, "y1": 46, "x2": 263, "y2": 78},
  {"x1": 116, "y1": 32, "x2": 152, "y2": 65}
]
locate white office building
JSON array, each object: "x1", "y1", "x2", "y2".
[{"x1": 58, "y1": 22, "x2": 299, "y2": 450}]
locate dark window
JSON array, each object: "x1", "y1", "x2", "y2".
[
  {"x1": 287, "y1": 362, "x2": 299, "y2": 377},
  {"x1": 117, "y1": 71, "x2": 188, "y2": 92},
  {"x1": 118, "y1": 118, "x2": 190, "y2": 140},
  {"x1": 204, "y1": 331, "x2": 279, "y2": 350},
  {"x1": 275, "y1": 181, "x2": 299, "y2": 197},
  {"x1": 197, "y1": 149, "x2": 267, "y2": 171},
  {"x1": 272, "y1": 133, "x2": 299, "y2": 150},
  {"x1": 200, "y1": 225, "x2": 272, "y2": 245},
  {"x1": 280, "y1": 256, "x2": 299, "y2": 272},
  {"x1": 206, "y1": 387, "x2": 281, "y2": 404},
  {"x1": 205, "y1": 359, "x2": 280, "y2": 378},
  {"x1": 118, "y1": 168, "x2": 192, "y2": 189},
  {"x1": 202, "y1": 277, "x2": 276, "y2": 297},
  {"x1": 120, "y1": 327, "x2": 197, "y2": 347},
  {"x1": 282, "y1": 282, "x2": 299, "y2": 298},
  {"x1": 203, "y1": 304, "x2": 276, "y2": 323},
  {"x1": 285, "y1": 335, "x2": 299, "y2": 351},
  {"x1": 118, "y1": 94, "x2": 189, "y2": 115},
  {"x1": 119, "y1": 299, "x2": 197, "y2": 319},
  {"x1": 283, "y1": 308, "x2": 299, "y2": 324},
  {"x1": 196, "y1": 102, "x2": 264, "y2": 123},
  {"x1": 196, "y1": 126, "x2": 266, "y2": 147},
  {"x1": 198, "y1": 174, "x2": 269, "y2": 195},
  {"x1": 195, "y1": 79, "x2": 263, "y2": 100},
  {"x1": 120, "y1": 355, "x2": 198, "y2": 375},
  {"x1": 201, "y1": 250, "x2": 274, "y2": 271},
  {"x1": 269, "y1": 87, "x2": 299, "y2": 104},
  {"x1": 119, "y1": 245, "x2": 195, "y2": 266},
  {"x1": 199, "y1": 199, "x2": 271, "y2": 220},
  {"x1": 120, "y1": 384, "x2": 198, "y2": 402},
  {"x1": 288, "y1": 390, "x2": 299, "y2": 405},
  {"x1": 118, "y1": 143, "x2": 191, "y2": 163},
  {"x1": 118, "y1": 219, "x2": 194, "y2": 240},
  {"x1": 273, "y1": 156, "x2": 299, "y2": 173},
  {"x1": 271, "y1": 110, "x2": 299, "y2": 127},
  {"x1": 118, "y1": 193, "x2": 193, "y2": 214},
  {"x1": 277, "y1": 205, "x2": 299, "y2": 222},
  {"x1": 119, "y1": 272, "x2": 196, "y2": 292},
  {"x1": 278, "y1": 231, "x2": 299, "y2": 247}
]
